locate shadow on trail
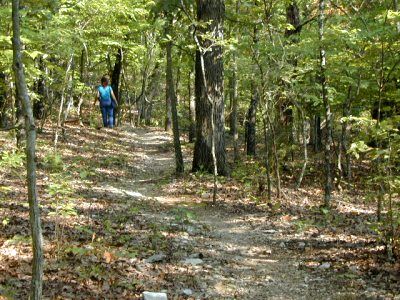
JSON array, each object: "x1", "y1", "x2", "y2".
[{"x1": 1, "y1": 124, "x2": 397, "y2": 299}]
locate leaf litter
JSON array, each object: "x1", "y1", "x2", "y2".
[{"x1": 0, "y1": 125, "x2": 399, "y2": 299}]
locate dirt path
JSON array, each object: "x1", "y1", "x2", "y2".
[
  {"x1": 87, "y1": 126, "x2": 358, "y2": 299},
  {"x1": 1, "y1": 125, "x2": 388, "y2": 299}
]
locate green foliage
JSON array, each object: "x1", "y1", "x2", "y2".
[
  {"x1": 172, "y1": 207, "x2": 195, "y2": 226},
  {"x1": 42, "y1": 152, "x2": 64, "y2": 172},
  {"x1": 0, "y1": 151, "x2": 25, "y2": 169},
  {"x1": 6, "y1": 234, "x2": 32, "y2": 245}
]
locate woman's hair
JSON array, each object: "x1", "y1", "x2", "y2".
[{"x1": 101, "y1": 75, "x2": 110, "y2": 85}]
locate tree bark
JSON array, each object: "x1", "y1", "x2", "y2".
[
  {"x1": 12, "y1": 1, "x2": 44, "y2": 298},
  {"x1": 145, "y1": 62, "x2": 162, "y2": 126},
  {"x1": 33, "y1": 57, "x2": 45, "y2": 121},
  {"x1": 394, "y1": 0, "x2": 400, "y2": 33},
  {"x1": 61, "y1": 56, "x2": 75, "y2": 137},
  {"x1": 312, "y1": 115, "x2": 322, "y2": 152},
  {"x1": 54, "y1": 54, "x2": 73, "y2": 149},
  {"x1": 16, "y1": 84, "x2": 25, "y2": 148},
  {"x1": 0, "y1": 72, "x2": 7, "y2": 128},
  {"x1": 341, "y1": 86, "x2": 352, "y2": 179},
  {"x1": 166, "y1": 17, "x2": 184, "y2": 174},
  {"x1": 245, "y1": 8, "x2": 259, "y2": 157},
  {"x1": 111, "y1": 48, "x2": 122, "y2": 126},
  {"x1": 192, "y1": 0, "x2": 228, "y2": 176},
  {"x1": 296, "y1": 109, "x2": 308, "y2": 189},
  {"x1": 319, "y1": 0, "x2": 333, "y2": 207},
  {"x1": 285, "y1": 1, "x2": 301, "y2": 37},
  {"x1": 245, "y1": 83, "x2": 258, "y2": 156},
  {"x1": 229, "y1": 55, "x2": 239, "y2": 161},
  {"x1": 188, "y1": 69, "x2": 196, "y2": 143},
  {"x1": 165, "y1": 84, "x2": 172, "y2": 132}
]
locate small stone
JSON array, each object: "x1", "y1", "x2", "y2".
[
  {"x1": 263, "y1": 229, "x2": 277, "y2": 234},
  {"x1": 201, "y1": 192, "x2": 211, "y2": 199},
  {"x1": 181, "y1": 258, "x2": 204, "y2": 266},
  {"x1": 298, "y1": 242, "x2": 306, "y2": 249},
  {"x1": 279, "y1": 242, "x2": 286, "y2": 248},
  {"x1": 143, "y1": 291, "x2": 168, "y2": 300},
  {"x1": 145, "y1": 253, "x2": 166, "y2": 263},
  {"x1": 319, "y1": 262, "x2": 331, "y2": 269},
  {"x1": 182, "y1": 289, "x2": 193, "y2": 296}
]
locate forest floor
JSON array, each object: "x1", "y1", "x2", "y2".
[{"x1": 0, "y1": 125, "x2": 399, "y2": 299}]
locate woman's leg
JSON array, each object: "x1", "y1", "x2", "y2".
[
  {"x1": 100, "y1": 106, "x2": 108, "y2": 127},
  {"x1": 107, "y1": 106, "x2": 114, "y2": 128}
]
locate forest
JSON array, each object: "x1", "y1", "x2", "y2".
[{"x1": 0, "y1": 0, "x2": 399, "y2": 299}]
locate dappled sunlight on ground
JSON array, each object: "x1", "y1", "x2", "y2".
[{"x1": 1, "y1": 124, "x2": 399, "y2": 299}]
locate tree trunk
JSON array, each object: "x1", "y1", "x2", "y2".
[
  {"x1": 12, "y1": 1, "x2": 43, "y2": 298},
  {"x1": 230, "y1": 56, "x2": 239, "y2": 161},
  {"x1": 111, "y1": 48, "x2": 122, "y2": 126},
  {"x1": 33, "y1": 57, "x2": 45, "y2": 121},
  {"x1": 61, "y1": 56, "x2": 75, "y2": 137},
  {"x1": 0, "y1": 72, "x2": 7, "y2": 128},
  {"x1": 313, "y1": 115, "x2": 322, "y2": 152},
  {"x1": 341, "y1": 86, "x2": 352, "y2": 179},
  {"x1": 137, "y1": 33, "x2": 154, "y2": 125},
  {"x1": 54, "y1": 55, "x2": 73, "y2": 149},
  {"x1": 230, "y1": 0, "x2": 240, "y2": 162},
  {"x1": 165, "y1": 84, "x2": 172, "y2": 132},
  {"x1": 245, "y1": 12, "x2": 259, "y2": 157},
  {"x1": 145, "y1": 62, "x2": 161, "y2": 125},
  {"x1": 395, "y1": 0, "x2": 400, "y2": 33},
  {"x1": 263, "y1": 117, "x2": 272, "y2": 201},
  {"x1": 166, "y1": 19, "x2": 184, "y2": 174},
  {"x1": 245, "y1": 83, "x2": 258, "y2": 156},
  {"x1": 285, "y1": 1, "x2": 301, "y2": 37},
  {"x1": 319, "y1": 0, "x2": 333, "y2": 207},
  {"x1": 296, "y1": 109, "x2": 308, "y2": 189},
  {"x1": 16, "y1": 87, "x2": 25, "y2": 148},
  {"x1": 192, "y1": 0, "x2": 228, "y2": 176},
  {"x1": 188, "y1": 69, "x2": 196, "y2": 143}
]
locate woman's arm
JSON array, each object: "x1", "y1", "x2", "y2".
[
  {"x1": 111, "y1": 90, "x2": 118, "y2": 106},
  {"x1": 93, "y1": 90, "x2": 100, "y2": 106}
]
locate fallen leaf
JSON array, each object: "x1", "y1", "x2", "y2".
[{"x1": 103, "y1": 251, "x2": 115, "y2": 264}]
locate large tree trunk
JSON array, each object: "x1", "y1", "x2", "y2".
[
  {"x1": 192, "y1": 0, "x2": 228, "y2": 176},
  {"x1": 166, "y1": 18, "x2": 184, "y2": 174},
  {"x1": 12, "y1": 1, "x2": 44, "y2": 298},
  {"x1": 111, "y1": 48, "x2": 122, "y2": 126},
  {"x1": 319, "y1": 0, "x2": 333, "y2": 207}
]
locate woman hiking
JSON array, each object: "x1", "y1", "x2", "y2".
[{"x1": 95, "y1": 75, "x2": 118, "y2": 128}]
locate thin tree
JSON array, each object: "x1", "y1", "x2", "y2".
[
  {"x1": 165, "y1": 15, "x2": 184, "y2": 174},
  {"x1": 318, "y1": 0, "x2": 333, "y2": 207},
  {"x1": 12, "y1": 0, "x2": 44, "y2": 298}
]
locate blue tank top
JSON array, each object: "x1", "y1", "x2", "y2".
[{"x1": 98, "y1": 85, "x2": 112, "y2": 106}]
